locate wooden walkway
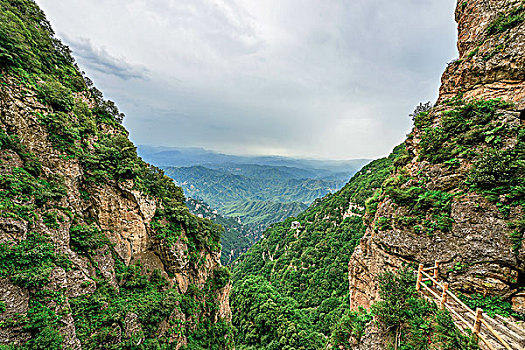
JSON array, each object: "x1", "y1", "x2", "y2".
[{"x1": 415, "y1": 262, "x2": 525, "y2": 350}]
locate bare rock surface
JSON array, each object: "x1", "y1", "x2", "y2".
[
  {"x1": 349, "y1": 0, "x2": 525, "y2": 316},
  {"x1": 0, "y1": 71, "x2": 231, "y2": 347}
]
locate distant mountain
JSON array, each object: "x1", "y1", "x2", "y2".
[
  {"x1": 140, "y1": 146, "x2": 370, "y2": 262},
  {"x1": 163, "y1": 165, "x2": 345, "y2": 209},
  {"x1": 221, "y1": 200, "x2": 308, "y2": 226},
  {"x1": 137, "y1": 145, "x2": 370, "y2": 174}
]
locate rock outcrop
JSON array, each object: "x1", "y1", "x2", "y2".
[
  {"x1": 0, "y1": 1, "x2": 232, "y2": 348},
  {"x1": 349, "y1": 0, "x2": 525, "y2": 314},
  {"x1": 439, "y1": 0, "x2": 525, "y2": 108}
]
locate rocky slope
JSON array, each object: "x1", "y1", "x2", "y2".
[
  {"x1": 349, "y1": 0, "x2": 525, "y2": 318},
  {"x1": 0, "y1": 1, "x2": 232, "y2": 349}
]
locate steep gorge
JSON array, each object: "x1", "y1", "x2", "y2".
[
  {"x1": 2, "y1": 0, "x2": 525, "y2": 349},
  {"x1": 349, "y1": 0, "x2": 525, "y2": 323}
]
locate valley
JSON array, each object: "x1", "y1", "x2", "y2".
[
  {"x1": 1, "y1": 1, "x2": 524, "y2": 350},
  {"x1": 138, "y1": 146, "x2": 369, "y2": 264},
  {"x1": 185, "y1": 198, "x2": 259, "y2": 265}
]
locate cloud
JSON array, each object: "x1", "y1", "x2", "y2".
[
  {"x1": 60, "y1": 35, "x2": 148, "y2": 80},
  {"x1": 36, "y1": 0, "x2": 458, "y2": 159}
]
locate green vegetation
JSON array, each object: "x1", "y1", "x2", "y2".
[
  {"x1": 330, "y1": 307, "x2": 372, "y2": 345},
  {"x1": 69, "y1": 260, "x2": 233, "y2": 350},
  {"x1": 164, "y1": 165, "x2": 346, "y2": 208},
  {"x1": 508, "y1": 218, "x2": 525, "y2": 254},
  {"x1": 0, "y1": 0, "x2": 84, "y2": 90},
  {"x1": 385, "y1": 181, "x2": 455, "y2": 235},
  {"x1": 417, "y1": 99, "x2": 512, "y2": 164},
  {"x1": 22, "y1": 295, "x2": 65, "y2": 350},
  {"x1": 2, "y1": 0, "x2": 523, "y2": 348},
  {"x1": 332, "y1": 268, "x2": 479, "y2": 350},
  {"x1": 164, "y1": 164, "x2": 347, "y2": 228},
  {"x1": 231, "y1": 145, "x2": 402, "y2": 348},
  {"x1": 231, "y1": 97, "x2": 524, "y2": 348},
  {"x1": 0, "y1": 231, "x2": 71, "y2": 289},
  {"x1": 398, "y1": 98, "x2": 524, "y2": 236},
  {"x1": 372, "y1": 96, "x2": 525, "y2": 323},
  {"x1": 0, "y1": 1, "x2": 232, "y2": 348},
  {"x1": 38, "y1": 80, "x2": 75, "y2": 112},
  {"x1": 459, "y1": 293, "x2": 524, "y2": 320},
  {"x1": 221, "y1": 200, "x2": 307, "y2": 227},
  {"x1": 232, "y1": 276, "x2": 325, "y2": 350},
  {"x1": 69, "y1": 224, "x2": 109, "y2": 254},
  {"x1": 186, "y1": 198, "x2": 260, "y2": 265},
  {"x1": 487, "y1": 4, "x2": 524, "y2": 35}
]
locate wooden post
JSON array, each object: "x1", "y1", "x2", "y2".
[
  {"x1": 416, "y1": 264, "x2": 424, "y2": 291},
  {"x1": 473, "y1": 308, "x2": 483, "y2": 341},
  {"x1": 433, "y1": 261, "x2": 439, "y2": 286},
  {"x1": 440, "y1": 283, "x2": 449, "y2": 309}
]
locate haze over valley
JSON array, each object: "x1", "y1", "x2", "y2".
[
  {"x1": 2, "y1": 1, "x2": 524, "y2": 350},
  {"x1": 139, "y1": 145, "x2": 370, "y2": 263}
]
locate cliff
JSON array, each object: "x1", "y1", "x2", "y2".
[
  {"x1": 0, "y1": 1, "x2": 232, "y2": 349},
  {"x1": 349, "y1": 0, "x2": 525, "y2": 317}
]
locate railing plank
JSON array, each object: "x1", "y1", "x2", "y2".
[
  {"x1": 420, "y1": 270, "x2": 441, "y2": 286},
  {"x1": 480, "y1": 318, "x2": 513, "y2": 350},
  {"x1": 445, "y1": 288, "x2": 477, "y2": 318},
  {"x1": 446, "y1": 306, "x2": 496, "y2": 350},
  {"x1": 415, "y1": 262, "x2": 519, "y2": 350},
  {"x1": 419, "y1": 280, "x2": 441, "y2": 300}
]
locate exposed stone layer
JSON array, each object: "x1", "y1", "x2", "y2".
[
  {"x1": 439, "y1": 0, "x2": 525, "y2": 108},
  {"x1": 349, "y1": 0, "x2": 525, "y2": 314},
  {"x1": 0, "y1": 76, "x2": 231, "y2": 347}
]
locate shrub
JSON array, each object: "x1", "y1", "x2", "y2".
[
  {"x1": 0, "y1": 231, "x2": 71, "y2": 288},
  {"x1": 212, "y1": 266, "x2": 231, "y2": 290},
  {"x1": 38, "y1": 80, "x2": 74, "y2": 112},
  {"x1": 487, "y1": 6, "x2": 525, "y2": 35},
  {"x1": 468, "y1": 148, "x2": 519, "y2": 190},
  {"x1": 38, "y1": 111, "x2": 81, "y2": 154},
  {"x1": 23, "y1": 301, "x2": 64, "y2": 350},
  {"x1": 459, "y1": 293, "x2": 524, "y2": 320},
  {"x1": 330, "y1": 308, "x2": 372, "y2": 347},
  {"x1": 69, "y1": 224, "x2": 108, "y2": 254},
  {"x1": 410, "y1": 101, "x2": 434, "y2": 128},
  {"x1": 432, "y1": 309, "x2": 479, "y2": 350}
]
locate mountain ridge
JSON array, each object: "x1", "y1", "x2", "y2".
[
  {"x1": 137, "y1": 144, "x2": 370, "y2": 172},
  {"x1": 0, "y1": 1, "x2": 233, "y2": 348}
]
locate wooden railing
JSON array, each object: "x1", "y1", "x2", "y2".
[{"x1": 416, "y1": 262, "x2": 514, "y2": 350}]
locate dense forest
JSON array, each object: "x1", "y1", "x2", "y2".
[
  {"x1": 0, "y1": 1, "x2": 232, "y2": 348},
  {"x1": 230, "y1": 145, "x2": 403, "y2": 347},
  {"x1": 186, "y1": 198, "x2": 259, "y2": 265}
]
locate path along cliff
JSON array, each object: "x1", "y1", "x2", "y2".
[{"x1": 349, "y1": 0, "x2": 525, "y2": 321}]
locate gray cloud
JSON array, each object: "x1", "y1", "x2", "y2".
[
  {"x1": 36, "y1": 0, "x2": 458, "y2": 160},
  {"x1": 61, "y1": 35, "x2": 148, "y2": 80}
]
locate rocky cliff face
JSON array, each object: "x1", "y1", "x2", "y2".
[
  {"x1": 349, "y1": 0, "x2": 525, "y2": 314},
  {"x1": 0, "y1": 1, "x2": 232, "y2": 348},
  {"x1": 439, "y1": 0, "x2": 525, "y2": 108}
]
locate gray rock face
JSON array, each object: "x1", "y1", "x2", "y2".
[
  {"x1": 348, "y1": 0, "x2": 525, "y2": 331},
  {"x1": 0, "y1": 74, "x2": 231, "y2": 347}
]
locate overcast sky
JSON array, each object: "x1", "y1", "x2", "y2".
[{"x1": 36, "y1": 0, "x2": 458, "y2": 160}]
